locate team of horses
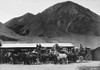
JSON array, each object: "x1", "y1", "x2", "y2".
[{"x1": 0, "y1": 44, "x2": 92, "y2": 64}]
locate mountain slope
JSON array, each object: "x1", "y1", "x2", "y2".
[
  {"x1": 5, "y1": 13, "x2": 42, "y2": 36},
  {"x1": 5, "y1": 1, "x2": 100, "y2": 38},
  {"x1": 0, "y1": 22, "x2": 20, "y2": 41},
  {"x1": 39, "y1": 1, "x2": 100, "y2": 36}
]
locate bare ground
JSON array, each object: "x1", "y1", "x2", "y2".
[{"x1": 0, "y1": 61, "x2": 100, "y2": 70}]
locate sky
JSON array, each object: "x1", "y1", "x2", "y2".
[{"x1": 0, "y1": 0, "x2": 100, "y2": 23}]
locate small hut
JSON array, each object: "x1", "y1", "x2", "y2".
[{"x1": 92, "y1": 47, "x2": 100, "y2": 61}]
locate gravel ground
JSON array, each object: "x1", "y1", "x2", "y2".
[{"x1": 0, "y1": 61, "x2": 100, "y2": 70}]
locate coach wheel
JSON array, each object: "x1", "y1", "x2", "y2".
[
  {"x1": 78, "y1": 56, "x2": 84, "y2": 62},
  {"x1": 85, "y1": 54, "x2": 92, "y2": 61}
]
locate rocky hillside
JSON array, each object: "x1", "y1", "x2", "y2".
[
  {"x1": 39, "y1": 1, "x2": 100, "y2": 37},
  {"x1": 5, "y1": 1, "x2": 100, "y2": 38},
  {"x1": 0, "y1": 22, "x2": 20, "y2": 41},
  {"x1": 5, "y1": 13, "x2": 40, "y2": 36}
]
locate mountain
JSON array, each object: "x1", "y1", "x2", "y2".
[
  {"x1": 5, "y1": 13, "x2": 42, "y2": 36},
  {"x1": 5, "y1": 1, "x2": 100, "y2": 37},
  {"x1": 38, "y1": 1, "x2": 100, "y2": 37},
  {"x1": 4, "y1": 1, "x2": 100, "y2": 48}
]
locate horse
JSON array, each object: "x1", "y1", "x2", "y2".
[
  {"x1": 57, "y1": 52, "x2": 68, "y2": 64},
  {"x1": 10, "y1": 53, "x2": 22, "y2": 64},
  {"x1": 67, "y1": 52, "x2": 77, "y2": 63},
  {"x1": 2, "y1": 52, "x2": 13, "y2": 64},
  {"x1": 1, "y1": 53, "x2": 10, "y2": 64},
  {"x1": 25, "y1": 51, "x2": 37, "y2": 64},
  {"x1": 20, "y1": 52, "x2": 30, "y2": 64},
  {"x1": 51, "y1": 49, "x2": 68, "y2": 64}
]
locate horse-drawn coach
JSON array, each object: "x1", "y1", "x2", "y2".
[{"x1": 0, "y1": 42, "x2": 92, "y2": 64}]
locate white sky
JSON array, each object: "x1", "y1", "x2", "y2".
[{"x1": 0, "y1": 0, "x2": 100, "y2": 23}]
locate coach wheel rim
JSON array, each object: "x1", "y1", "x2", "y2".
[
  {"x1": 85, "y1": 54, "x2": 92, "y2": 60},
  {"x1": 79, "y1": 56, "x2": 84, "y2": 62}
]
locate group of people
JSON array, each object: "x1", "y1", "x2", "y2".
[{"x1": 0, "y1": 44, "x2": 92, "y2": 64}]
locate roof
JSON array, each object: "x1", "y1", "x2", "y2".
[
  {"x1": 1, "y1": 43, "x2": 74, "y2": 48},
  {"x1": 93, "y1": 47, "x2": 100, "y2": 51}
]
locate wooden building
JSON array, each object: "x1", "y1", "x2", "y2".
[
  {"x1": 92, "y1": 47, "x2": 100, "y2": 61},
  {"x1": 0, "y1": 43, "x2": 75, "y2": 52}
]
